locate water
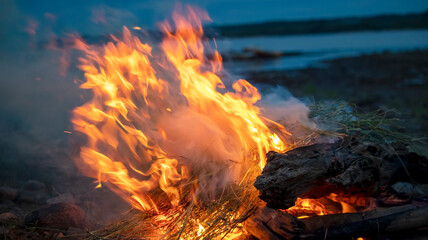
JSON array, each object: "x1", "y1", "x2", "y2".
[{"x1": 215, "y1": 30, "x2": 428, "y2": 72}]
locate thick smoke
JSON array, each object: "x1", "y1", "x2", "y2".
[{"x1": 258, "y1": 85, "x2": 316, "y2": 128}]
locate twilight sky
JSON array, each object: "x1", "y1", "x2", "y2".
[
  {"x1": 1, "y1": 0, "x2": 428, "y2": 49},
  {"x1": 10, "y1": 0, "x2": 428, "y2": 30}
]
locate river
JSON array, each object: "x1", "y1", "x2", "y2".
[{"x1": 215, "y1": 29, "x2": 428, "y2": 72}]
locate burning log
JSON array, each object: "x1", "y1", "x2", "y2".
[
  {"x1": 254, "y1": 137, "x2": 428, "y2": 209},
  {"x1": 244, "y1": 205, "x2": 428, "y2": 240}
]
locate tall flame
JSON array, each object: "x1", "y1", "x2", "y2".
[{"x1": 72, "y1": 6, "x2": 290, "y2": 212}]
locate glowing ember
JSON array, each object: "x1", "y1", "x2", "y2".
[
  {"x1": 286, "y1": 193, "x2": 372, "y2": 219},
  {"x1": 71, "y1": 5, "x2": 290, "y2": 214}
]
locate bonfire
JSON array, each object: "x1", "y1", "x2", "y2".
[{"x1": 68, "y1": 5, "x2": 428, "y2": 240}]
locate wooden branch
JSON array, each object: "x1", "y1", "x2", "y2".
[{"x1": 244, "y1": 205, "x2": 428, "y2": 240}]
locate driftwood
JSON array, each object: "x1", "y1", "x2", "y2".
[
  {"x1": 244, "y1": 205, "x2": 428, "y2": 240},
  {"x1": 254, "y1": 138, "x2": 428, "y2": 209}
]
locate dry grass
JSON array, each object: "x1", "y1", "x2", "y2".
[
  {"x1": 309, "y1": 101, "x2": 427, "y2": 149},
  {"x1": 86, "y1": 165, "x2": 262, "y2": 240}
]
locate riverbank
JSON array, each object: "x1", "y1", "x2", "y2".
[
  {"x1": 245, "y1": 50, "x2": 428, "y2": 134},
  {"x1": 214, "y1": 11, "x2": 428, "y2": 38}
]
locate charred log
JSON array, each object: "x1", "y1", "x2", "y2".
[
  {"x1": 244, "y1": 205, "x2": 428, "y2": 240},
  {"x1": 254, "y1": 138, "x2": 428, "y2": 209}
]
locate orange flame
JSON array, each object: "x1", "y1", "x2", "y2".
[{"x1": 72, "y1": 6, "x2": 290, "y2": 212}]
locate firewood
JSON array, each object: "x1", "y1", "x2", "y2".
[
  {"x1": 244, "y1": 205, "x2": 428, "y2": 240},
  {"x1": 254, "y1": 138, "x2": 428, "y2": 209}
]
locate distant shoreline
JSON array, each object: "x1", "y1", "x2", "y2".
[
  {"x1": 212, "y1": 10, "x2": 428, "y2": 38},
  {"x1": 41, "y1": 10, "x2": 428, "y2": 49}
]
